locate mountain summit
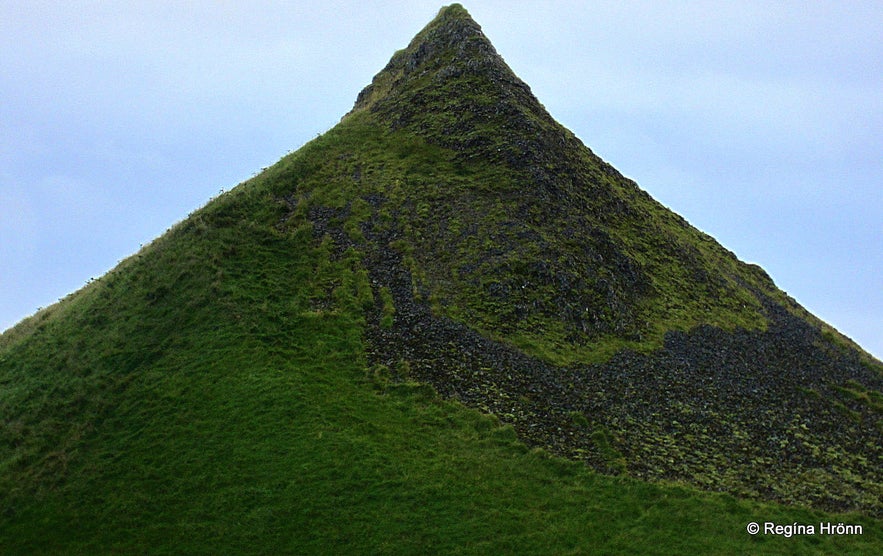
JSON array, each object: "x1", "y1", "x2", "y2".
[
  {"x1": 350, "y1": 3, "x2": 609, "y2": 190},
  {"x1": 1, "y1": 4, "x2": 881, "y2": 551},
  {"x1": 350, "y1": 3, "x2": 552, "y2": 161}
]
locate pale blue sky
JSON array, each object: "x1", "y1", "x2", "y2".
[{"x1": 2, "y1": 1, "x2": 881, "y2": 359}]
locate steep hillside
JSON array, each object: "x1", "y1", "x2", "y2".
[
  {"x1": 1, "y1": 4, "x2": 881, "y2": 553},
  {"x1": 1, "y1": 118, "x2": 880, "y2": 554},
  {"x1": 320, "y1": 4, "x2": 883, "y2": 513}
]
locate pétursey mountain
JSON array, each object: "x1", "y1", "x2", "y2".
[{"x1": 1, "y1": 4, "x2": 881, "y2": 552}]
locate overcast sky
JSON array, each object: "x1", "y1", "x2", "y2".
[{"x1": 2, "y1": 1, "x2": 881, "y2": 359}]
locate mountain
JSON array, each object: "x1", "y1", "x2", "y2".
[
  {"x1": 1, "y1": 4, "x2": 881, "y2": 553},
  {"x1": 344, "y1": 2, "x2": 883, "y2": 511}
]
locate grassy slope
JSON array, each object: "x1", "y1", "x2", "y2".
[{"x1": 1, "y1": 116, "x2": 881, "y2": 554}]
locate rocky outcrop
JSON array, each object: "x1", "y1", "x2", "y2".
[{"x1": 306, "y1": 196, "x2": 882, "y2": 515}]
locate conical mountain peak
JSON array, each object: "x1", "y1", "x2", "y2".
[
  {"x1": 347, "y1": 4, "x2": 565, "y2": 171},
  {"x1": 351, "y1": 4, "x2": 510, "y2": 112},
  {"x1": 342, "y1": 4, "x2": 612, "y2": 185}
]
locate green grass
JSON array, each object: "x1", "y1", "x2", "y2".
[{"x1": 1, "y1": 144, "x2": 880, "y2": 554}]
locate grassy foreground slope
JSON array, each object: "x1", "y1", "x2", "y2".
[{"x1": 1, "y1": 121, "x2": 881, "y2": 554}]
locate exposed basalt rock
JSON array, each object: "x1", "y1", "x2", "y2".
[{"x1": 305, "y1": 197, "x2": 883, "y2": 516}]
